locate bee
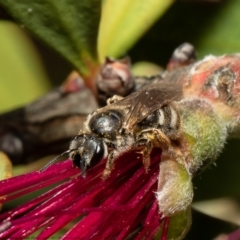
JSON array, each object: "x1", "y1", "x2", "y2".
[
  {"x1": 83, "y1": 82, "x2": 183, "y2": 176},
  {"x1": 41, "y1": 47, "x2": 237, "y2": 218},
  {"x1": 41, "y1": 81, "x2": 192, "y2": 216}
]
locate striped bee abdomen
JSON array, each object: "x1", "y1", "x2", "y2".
[
  {"x1": 137, "y1": 104, "x2": 181, "y2": 139},
  {"x1": 160, "y1": 105, "x2": 181, "y2": 139}
]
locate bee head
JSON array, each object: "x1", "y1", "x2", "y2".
[
  {"x1": 69, "y1": 134, "x2": 108, "y2": 177},
  {"x1": 39, "y1": 134, "x2": 107, "y2": 177}
]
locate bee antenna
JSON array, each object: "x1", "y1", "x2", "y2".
[{"x1": 39, "y1": 149, "x2": 74, "y2": 173}]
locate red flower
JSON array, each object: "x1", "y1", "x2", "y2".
[{"x1": 0, "y1": 149, "x2": 170, "y2": 239}]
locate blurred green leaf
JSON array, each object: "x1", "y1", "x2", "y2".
[
  {"x1": 0, "y1": 151, "x2": 12, "y2": 181},
  {"x1": 193, "y1": 139, "x2": 240, "y2": 201},
  {"x1": 196, "y1": 0, "x2": 240, "y2": 57},
  {"x1": 193, "y1": 198, "x2": 240, "y2": 226},
  {"x1": 0, "y1": 0, "x2": 101, "y2": 75},
  {"x1": 166, "y1": 208, "x2": 191, "y2": 240},
  {"x1": 0, "y1": 21, "x2": 50, "y2": 112},
  {"x1": 98, "y1": 0, "x2": 173, "y2": 61},
  {"x1": 0, "y1": 151, "x2": 12, "y2": 209},
  {"x1": 155, "y1": 208, "x2": 191, "y2": 240},
  {"x1": 186, "y1": 209, "x2": 238, "y2": 240},
  {"x1": 132, "y1": 61, "x2": 163, "y2": 76}
]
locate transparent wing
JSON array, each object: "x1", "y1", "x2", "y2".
[{"x1": 112, "y1": 82, "x2": 183, "y2": 129}]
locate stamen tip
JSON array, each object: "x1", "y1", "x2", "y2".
[
  {"x1": 0, "y1": 221, "x2": 11, "y2": 233},
  {"x1": 81, "y1": 172, "x2": 87, "y2": 178}
]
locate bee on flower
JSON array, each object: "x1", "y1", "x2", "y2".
[{"x1": 1, "y1": 43, "x2": 240, "y2": 239}]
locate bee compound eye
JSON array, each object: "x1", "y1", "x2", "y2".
[
  {"x1": 87, "y1": 138, "x2": 105, "y2": 167},
  {"x1": 89, "y1": 110, "x2": 122, "y2": 139},
  {"x1": 72, "y1": 153, "x2": 81, "y2": 168}
]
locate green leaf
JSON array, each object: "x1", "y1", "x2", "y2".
[
  {"x1": 132, "y1": 61, "x2": 163, "y2": 76},
  {"x1": 0, "y1": 151, "x2": 12, "y2": 209},
  {"x1": 0, "y1": 151, "x2": 12, "y2": 182},
  {"x1": 155, "y1": 208, "x2": 191, "y2": 240},
  {"x1": 186, "y1": 209, "x2": 238, "y2": 240},
  {"x1": 196, "y1": 0, "x2": 240, "y2": 58},
  {"x1": 0, "y1": 0, "x2": 101, "y2": 76},
  {"x1": 193, "y1": 198, "x2": 240, "y2": 226},
  {"x1": 0, "y1": 21, "x2": 50, "y2": 112},
  {"x1": 98, "y1": 0, "x2": 174, "y2": 61},
  {"x1": 166, "y1": 208, "x2": 192, "y2": 240},
  {"x1": 193, "y1": 139, "x2": 240, "y2": 201}
]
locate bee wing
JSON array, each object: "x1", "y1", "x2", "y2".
[{"x1": 114, "y1": 82, "x2": 183, "y2": 129}]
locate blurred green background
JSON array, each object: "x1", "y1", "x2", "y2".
[{"x1": 2, "y1": 0, "x2": 240, "y2": 112}]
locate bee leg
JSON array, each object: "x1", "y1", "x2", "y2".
[
  {"x1": 102, "y1": 151, "x2": 115, "y2": 179},
  {"x1": 142, "y1": 140, "x2": 153, "y2": 173},
  {"x1": 148, "y1": 128, "x2": 185, "y2": 166},
  {"x1": 139, "y1": 128, "x2": 171, "y2": 148},
  {"x1": 136, "y1": 128, "x2": 171, "y2": 172},
  {"x1": 107, "y1": 95, "x2": 124, "y2": 105},
  {"x1": 135, "y1": 139, "x2": 153, "y2": 173},
  {"x1": 156, "y1": 153, "x2": 193, "y2": 217}
]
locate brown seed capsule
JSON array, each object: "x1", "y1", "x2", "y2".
[
  {"x1": 96, "y1": 56, "x2": 135, "y2": 106},
  {"x1": 167, "y1": 42, "x2": 196, "y2": 71}
]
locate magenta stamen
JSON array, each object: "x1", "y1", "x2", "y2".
[
  {"x1": 0, "y1": 167, "x2": 79, "y2": 204},
  {"x1": 64, "y1": 165, "x2": 149, "y2": 239},
  {"x1": 0, "y1": 175, "x2": 78, "y2": 221},
  {"x1": 0, "y1": 160, "x2": 74, "y2": 196},
  {"x1": 0, "y1": 161, "x2": 105, "y2": 222},
  {"x1": 10, "y1": 217, "x2": 51, "y2": 238},
  {"x1": 134, "y1": 200, "x2": 160, "y2": 240},
  {"x1": 145, "y1": 199, "x2": 159, "y2": 225},
  {"x1": 114, "y1": 172, "x2": 159, "y2": 239},
  {"x1": 115, "y1": 187, "x2": 157, "y2": 240},
  {"x1": 228, "y1": 227, "x2": 240, "y2": 240},
  {"x1": 37, "y1": 187, "x2": 105, "y2": 239},
  {"x1": 3, "y1": 173, "x2": 102, "y2": 232},
  {"x1": 0, "y1": 149, "x2": 165, "y2": 239},
  {"x1": 63, "y1": 151, "x2": 161, "y2": 240}
]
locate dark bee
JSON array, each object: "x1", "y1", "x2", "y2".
[
  {"x1": 37, "y1": 51, "x2": 240, "y2": 220},
  {"x1": 40, "y1": 81, "x2": 191, "y2": 216},
  {"x1": 41, "y1": 82, "x2": 182, "y2": 174},
  {"x1": 68, "y1": 82, "x2": 182, "y2": 177}
]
